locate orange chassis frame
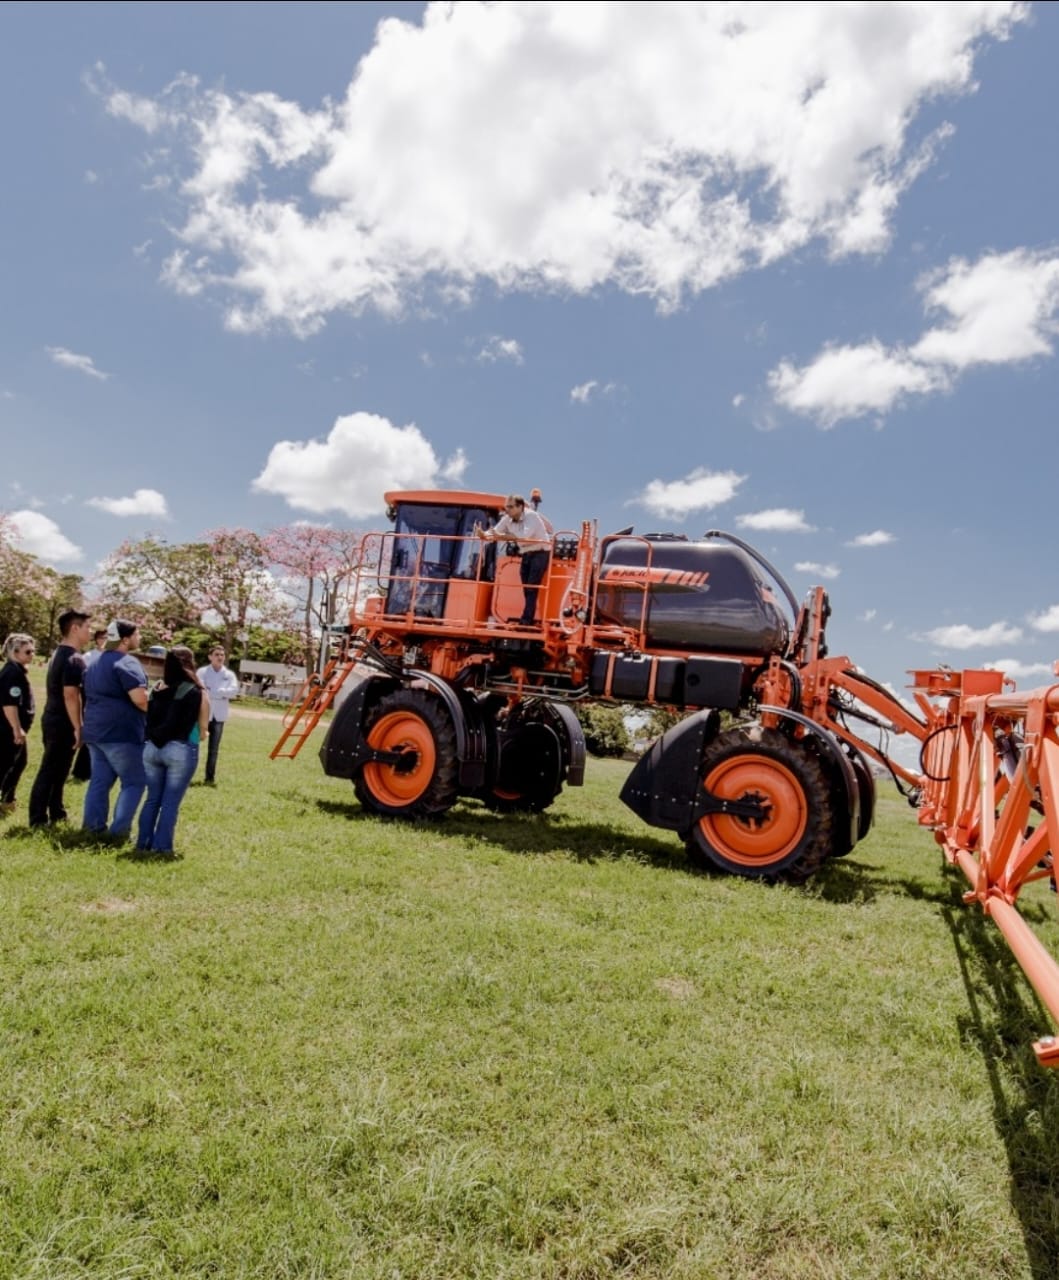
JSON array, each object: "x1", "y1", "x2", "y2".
[{"x1": 277, "y1": 525, "x2": 1059, "y2": 1065}]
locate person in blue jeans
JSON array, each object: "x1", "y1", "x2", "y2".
[
  {"x1": 137, "y1": 646, "x2": 208, "y2": 856},
  {"x1": 82, "y1": 620, "x2": 148, "y2": 840}
]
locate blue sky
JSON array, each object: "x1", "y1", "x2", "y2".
[{"x1": 2, "y1": 0, "x2": 1058, "y2": 701}]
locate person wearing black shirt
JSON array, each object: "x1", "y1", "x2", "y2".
[
  {"x1": 136, "y1": 646, "x2": 207, "y2": 855},
  {"x1": 0, "y1": 633, "x2": 37, "y2": 812},
  {"x1": 28, "y1": 609, "x2": 92, "y2": 827}
]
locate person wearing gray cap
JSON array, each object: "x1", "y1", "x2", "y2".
[{"x1": 82, "y1": 620, "x2": 148, "y2": 841}]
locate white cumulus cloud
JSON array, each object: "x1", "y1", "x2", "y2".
[
  {"x1": 923, "y1": 621, "x2": 1023, "y2": 649},
  {"x1": 794, "y1": 561, "x2": 840, "y2": 579},
  {"x1": 632, "y1": 468, "x2": 746, "y2": 521},
  {"x1": 87, "y1": 488, "x2": 170, "y2": 518},
  {"x1": 46, "y1": 346, "x2": 110, "y2": 381},
  {"x1": 476, "y1": 336, "x2": 524, "y2": 365},
  {"x1": 1029, "y1": 605, "x2": 1059, "y2": 633},
  {"x1": 570, "y1": 379, "x2": 618, "y2": 404},
  {"x1": 982, "y1": 658, "x2": 1054, "y2": 682},
  {"x1": 848, "y1": 529, "x2": 895, "y2": 547},
  {"x1": 736, "y1": 508, "x2": 815, "y2": 533},
  {"x1": 770, "y1": 247, "x2": 1059, "y2": 425},
  {"x1": 7, "y1": 510, "x2": 83, "y2": 565},
  {"x1": 93, "y1": 3, "x2": 1024, "y2": 333},
  {"x1": 252, "y1": 411, "x2": 467, "y2": 517},
  {"x1": 911, "y1": 249, "x2": 1059, "y2": 369}
]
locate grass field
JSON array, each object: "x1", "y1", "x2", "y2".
[{"x1": 3, "y1": 705, "x2": 1059, "y2": 1279}]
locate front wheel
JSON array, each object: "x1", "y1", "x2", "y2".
[
  {"x1": 686, "y1": 727, "x2": 831, "y2": 882},
  {"x1": 353, "y1": 689, "x2": 458, "y2": 819}
]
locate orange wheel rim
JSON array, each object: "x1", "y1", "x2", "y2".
[
  {"x1": 492, "y1": 787, "x2": 520, "y2": 801},
  {"x1": 698, "y1": 755, "x2": 807, "y2": 867},
  {"x1": 361, "y1": 711, "x2": 436, "y2": 806}
]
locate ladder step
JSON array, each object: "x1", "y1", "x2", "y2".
[{"x1": 270, "y1": 656, "x2": 359, "y2": 759}]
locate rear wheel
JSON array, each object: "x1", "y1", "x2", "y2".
[
  {"x1": 480, "y1": 702, "x2": 567, "y2": 814},
  {"x1": 687, "y1": 727, "x2": 831, "y2": 882},
  {"x1": 354, "y1": 689, "x2": 458, "y2": 818}
]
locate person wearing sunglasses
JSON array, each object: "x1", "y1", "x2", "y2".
[{"x1": 0, "y1": 633, "x2": 37, "y2": 814}]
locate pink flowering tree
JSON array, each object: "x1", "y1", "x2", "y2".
[
  {"x1": 98, "y1": 528, "x2": 288, "y2": 657},
  {"x1": 0, "y1": 512, "x2": 85, "y2": 646},
  {"x1": 265, "y1": 524, "x2": 375, "y2": 672}
]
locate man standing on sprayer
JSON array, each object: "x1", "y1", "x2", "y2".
[
  {"x1": 473, "y1": 493, "x2": 552, "y2": 626},
  {"x1": 197, "y1": 646, "x2": 239, "y2": 784}
]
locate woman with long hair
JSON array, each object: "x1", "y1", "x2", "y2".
[{"x1": 136, "y1": 646, "x2": 209, "y2": 854}]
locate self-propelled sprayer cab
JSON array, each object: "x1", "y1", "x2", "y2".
[{"x1": 380, "y1": 489, "x2": 508, "y2": 620}]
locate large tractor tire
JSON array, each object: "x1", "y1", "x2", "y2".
[
  {"x1": 479, "y1": 701, "x2": 569, "y2": 814},
  {"x1": 353, "y1": 688, "x2": 459, "y2": 819},
  {"x1": 686, "y1": 727, "x2": 832, "y2": 883}
]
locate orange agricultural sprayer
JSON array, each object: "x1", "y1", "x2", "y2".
[{"x1": 271, "y1": 489, "x2": 1059, "y2": 1064}]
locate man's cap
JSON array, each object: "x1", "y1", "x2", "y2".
[{"x1": 105, "y1": 619, "x2": 138, "y2": 642}]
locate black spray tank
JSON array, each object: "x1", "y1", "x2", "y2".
[{"x1": 594, "y1": 534, "x2": 789, "y2": 657}]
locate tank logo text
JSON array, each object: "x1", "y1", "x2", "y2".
[{"x1": 601, "y1": 567, "x2": 711, "y2": 587}]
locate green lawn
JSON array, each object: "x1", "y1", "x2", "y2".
[{"x1": 2, "y1": 709, "x2": 1059, "y2": 1279}]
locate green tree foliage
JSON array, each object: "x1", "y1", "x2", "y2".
[
  {"x1": 169, "y1": 622, "x2": 305, "y2": 668},
  {"x1": 576, "y1": 704, "x2": 630, "y2": 758},
  {"x1": 644, "y1": 705, "x2": 689, "y2": 738}
]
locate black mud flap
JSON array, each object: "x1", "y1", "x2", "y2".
[
  {"x1": 619, "y1": 709, "x2": 720, "y2": 833},
  {"x1": 548, "y1": 702, "x2": 587, "y2": 787},
  {"x1": 844, "y1": 743, "x2": 876, "y2": 848},
  {"x1": 834, "y1": 737, "x2": 875, "y2": 855},
  {"x1": 319, "y1": 671, "x2": 488, "y2": 790},
  {"x1": 319, "y1": 673, "x2": 397, "y2": 779}
]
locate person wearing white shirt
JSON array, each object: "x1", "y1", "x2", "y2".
[
  {"x1": 197, "y1": 646, "x2": 239, "y2": 784},
  {"x1": 474, "y1": 493, "x2": 552, "y2": 626}
]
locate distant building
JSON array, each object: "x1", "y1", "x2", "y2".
[{"x1": 238, "y1": 660, "x2": 307, "y2": 702}]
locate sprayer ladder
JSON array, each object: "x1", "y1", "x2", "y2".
[{"x1": 269, "y1": 656, "x2": 358, "y2": 759}]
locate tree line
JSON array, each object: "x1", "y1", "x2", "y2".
[{"x1": 0, "y1": 516, "x2": 376, "y2": 670}]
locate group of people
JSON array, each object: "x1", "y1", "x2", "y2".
[{"x1": 0, "y1": 613, "x2": 240, "y2": 855}]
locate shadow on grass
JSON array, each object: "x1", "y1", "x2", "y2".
[
  {"x1": 809, "y1": 842, "x2": 1059, "y2": 1272},
  {"x1": 2, "y1": 824, "x2": 185, "y2": 867},
  {"x1": 941, "y1": 880, "x2": 1059, "y2": 1279},
  {"x1": 810, "y1": 856, "x2": 966, "y2": 908},
  {"x1": 314, "y1": 796, "x2": 691, "y2": 871},
  {"x1": 2, "y1": 823, "x2": 121, "y2": 854}
]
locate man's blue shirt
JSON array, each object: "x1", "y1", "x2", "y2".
[{"x1": 83, "y1": 651, "x2": 147, "y2": 745}]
